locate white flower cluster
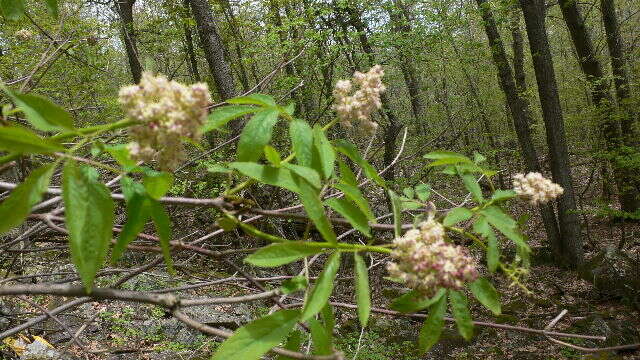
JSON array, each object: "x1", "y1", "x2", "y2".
[
  {"x1": 15, "y1": 29, "x2": 33, "y2": 41},
  {"x1": 512, "y1": 172, "x2": 564, "y2": 205},
  {"x1": 332, "y1": 65, "x2": 386, "y2": 135},
  {"x1": 387, "y1": 217, "x2": 478, "y2": 296},
  {"x1": 118, "y1": 72, "x2": 211, "y2": 170}
]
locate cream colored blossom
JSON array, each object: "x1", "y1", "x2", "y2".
[
  {"x1": 513, "y1": 172, "x2": 564, "y2": 205},
  {"x1": 387, "y1": 217, "x2": 478, "y2": 296},
  {"x1": 118, "y1": 72, "x2": 211, "y2": 170},
  {"x1": 333, "y1": 65, "x2": 386, "y2": 134},
  {"x1": 15, "y1": 29, "x2": 33, "y2": 41}
]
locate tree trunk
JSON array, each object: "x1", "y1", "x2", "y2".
[
  {"x1": 558, "y1": 0, "x2": 639, "y2": 212},
  {"x1": 475, "y1": 0, "x2": 563, "y2": 260},
  {"x1": 600, "y1": 0, "x2": 639, "y2": 146},
  {"x1": 116, "y1": 0, "x2": 143, "y2": 83},
  {"x1": 388, "y1": 0, "x2": 425, "y2": 123},
  {"x1": 181, "y1": 0, "x2": 200, "y2": 82},
  {"x1": 187, "y1": 0, "x2": 237, "y2": 101},
  {"x1": 219, "y1": 0, "x2": 250, "y2": 92},
  {"x1": 510, "y1": 8, "x2": 528, "y2": 103},
  {"x1": 518, "y1": 0, "x2": 582, "y2": 268}
]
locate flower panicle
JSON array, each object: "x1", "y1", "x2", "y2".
[
  {"x1": 512, "y1": 172, "x2": 564, "y2": 205},
  {"x1": 118, "y1": 72, "x2": 211, "y2": 170},
  {"x1": 332, "y1": 65, "x2": 386, "y2": 135},
  {"x1": 15, "y1": 29, "x2": 33, "y2": 41},
  {"x1": 387, "y1": 216, "x2": 478, "y2": 296}
]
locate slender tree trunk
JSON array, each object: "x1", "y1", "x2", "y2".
[
  {"x1": 558, "y1": 0, "x2": 639, "y2": 212},
  {"x1": 181, "y1": 0, "x2": 200, "y2": 82},
  {"x1": 219, "y1": 0, "x2": 250, "y2": 92},
  {"x1": 188, "y1": 0, "x2": 238, "y2": 137},
  {"x1": 388, "y1": 0, "x2": 425, "y2": 123},
  {"x1": 476, "y1": 0, "x2": 562, "y2": 260},
  {"x1": 600, "y1": 0, "x2": 639, "y2": 146},
  {"x1": 115, "y1": 0, "x2": 142, "y2": 83},
  {"x1": 519, "y1": 0, "x2": 582, "y2": 268},
  {"x1": 188, "y1": 0, "x2": 237, "y2": 101},
  {"x1": 510, "y1": 9, "x2": 528, "y2": 102}
]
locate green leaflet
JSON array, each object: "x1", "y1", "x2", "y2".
[
  {"x1": 418, "y1": 290, "x2": 447, "y2": 353},
  {"x1": 415, "y1": 184, "x2": 431, "y2": 201},
  {"x1": 337, "y1": 159, "x2": 357, "y2": 186},
  {"x1": 149, "y1": 199, "x2": 175, "y2": 274},
  {"x1": 229, "y1": 162, "x2": 299, "y2": 193},
  {"x1": 227, "y1": 93, "x2": 277, "y2": 107},
  {"x1": 391, "y1": 288, "x2": 446, "y2": 314},
  {"x1": 0, "y1": 84, "x2": 73, "y2": 131},
  {"x1": 443, "y1": 207, "x2": 473, "y2": 226},
  {"x1": 480, "y1": 205, "x2": 529, "y2": 252},
  {"x1": 332, "y1": 182, "x2": 375, "y2": 221},
  {"x1": 44, "y1": 0, "x2": 58, "y2": 18},
  {"x1": 301, "y1": 252, "x2": 341, "y2": 321},
  {"x1": 202, "y1": 105, "x2": 257, "y2": 133},
  {"x1": 0, "y1": 164, "x2": 54, "y2": 234},
  {"x1": 264, "y1": 145, "x2": 282, "y2": 166},
  {"x1": 354, "y1": 253, "x2": 371, "y2": 327},
  {"x1": 283, "y1": 163, "x2": 321, "y2": 189},
  {"x1": 449, "y1": 290, "x2": 474, "y2": 341},
  {"x1": 389, "y1": 190, "x2": 403, "y2": 238},
  {"x1": 236, "y1": 109, "x2": 280, "y2": 162},
  {"x1": 313, "y1": 125, "x2": 335, "y2": 179},
  {"x1": 0, "y1": 126, "x2": 64, "y2": 154},
  {"x1": 211, "y1": 309, "x2": 300, "y2": 360},
  {"x1": 293, "y1": 174, "x2": 336, "y2": 243},
  {"x1": 469, "y1": 278, "x2": 501, "y2": 315},
  {"x1": 63, "y1": 162, "x2": 115, "y2": 293},
  {"x1": 334, "y1": 139, "x2": 385, "y2": 187},
  {"x1": 308, "y1": 317, "x2": 332, "y2": 355},
  {"x1": 275, "y1": 330, "x2": 303, "y2": 360},
  {"x1": 460, "y1": 173, "x2": 483, "y2": 203},
  {"x1": 289, "y1": 119, "x2": 314, "y2": 167},
  {"x1": 143, "y1": 171, "x2": 173, "y2": 199},
  {"x1": 244, "y1": 242, "x2": 324, "y2": 267},
  {"x1": 0, "y1": 0, "x2": 25, "y2": 21},
  {"x1": 111, "y1": 192, "x2": 150, "y2": 264},
  {"x1": 325, "y1": 197, "x2": 370, "y2": 237}
]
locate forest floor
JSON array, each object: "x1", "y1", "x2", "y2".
[{"x1": 1, "y1": 165, "x2": 639, "y2": 360}]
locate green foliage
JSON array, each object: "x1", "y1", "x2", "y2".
[
  {"x1": 62, "y1": 162, "x2": 115, "y2": 293},
  {"x1": 236, "y1": 109, "x2": 280, "y2": 162},
  {"x1": 469, "y1": 278, "x2": 501, "y2": 315},
  {"x1": 449, "y1": 290, "x2": 474, "y2": 341},
  {"x1": 354, "y1": 253, "x2": 371, "y2": 327},
  {"x1": 301, "y1": 252, "x2": 341, "y2": 321},
  {"x1": 244, "y1": 242, "x2": 324, "y2": 267},
  {"x1": 418, "y1": 290, "x2": 447, "y2": 353},
  {"x1": 211, "y1": 309, "x2": 300, "y2": 360},
  {"x1": 0, "y1": 126, "x2": 64, "y2": 154},
  {"x1": 0, "y1": 164, "x2": 54, "y2": 234}
]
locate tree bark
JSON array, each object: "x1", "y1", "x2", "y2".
[
  {"x1": 518, "y1": 0, "x2": 583, "y2": 268},
  {"x1": 558, "y1": 0, "x2": 639, "y2": 212},
  {"x1": 219, "y1": 0, "x2": 250, "y2": 92},
  {"x1": 187, "y1": 0, "x2": 237, "y2": 101},
  {"x1": 181, "y1": 0, "x2": 201, "y2": 82},
  {"x1": 475, "y1": 0, "x2": 563, "y2": 260},
  {"x1": 510, "y1": 8, "x2": 528, "y2": 101},
  {"x1": 115, "y1": 0, "x2": 143, "y2": 83},
  {"x1": 388, "y1": 0, "x2": 425, "y2": 123},
  {"x1": 600, "y1": 0, "x2": 639, "y2": 146}
]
